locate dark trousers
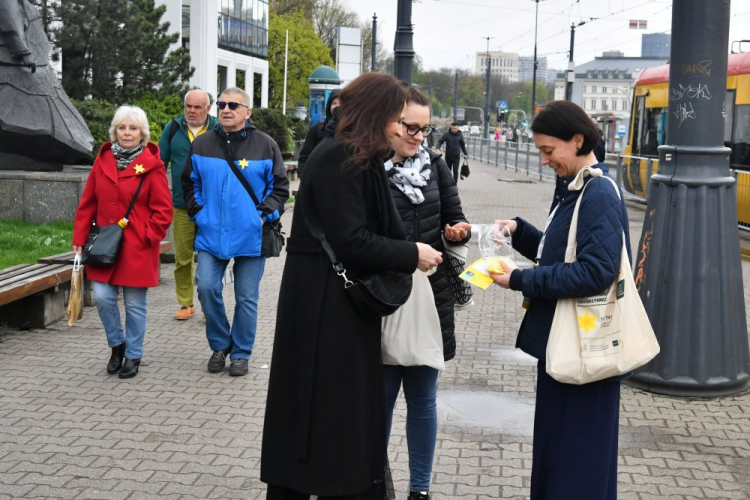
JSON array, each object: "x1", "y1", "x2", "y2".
[
  {"x1": 445, "y1": 155, "x2": 460, "y2": 183},
  {"x1": 530, "y1": 362, "x2": 620, "y2": 500},
  {"x1": 266, "y1": 484, "x2": 385, "y2": 500}
]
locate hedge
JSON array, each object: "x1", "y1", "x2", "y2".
[{"x1": 71, "y1": 98, "x2": 308, "y2": 162}]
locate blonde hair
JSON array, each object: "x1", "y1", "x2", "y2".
[{"x1": 108, "y1": 105, "x2": 150, "y2": 145}]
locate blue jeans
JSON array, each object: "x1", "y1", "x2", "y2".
[
  {"x1": 196, "y1": 251, "x2": 265, "y2": 360},
  {"x1": 383, "y1": 365, "x2": 439, "y2": 492},
  {"x1": 92, "y1": 282, "x2": 148, "y2": 359}
]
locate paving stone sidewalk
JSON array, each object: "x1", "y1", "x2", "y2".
[{"x1": 1, "y1": 158, "x2": 749, "y2": 500}]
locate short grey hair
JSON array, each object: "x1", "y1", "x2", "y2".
[
  {"x1": 219, "y1": 87, "x2": 251, "y2": 107},
  {"x1": 184, "y1": 88, "x2": 212, "y2": 106},
  {"x1": 109, "y1": 105, "x2": 150, "y2": 145}
]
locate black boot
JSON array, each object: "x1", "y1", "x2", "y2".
[
  {"x1": 106, "y1": 343, "x2": 126, "y2": 374},
  {"x1": 119, "y1": 358, "x2": 141, "y2": 379}
]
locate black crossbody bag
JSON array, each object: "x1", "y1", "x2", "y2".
[
  {"x1": 300, "y1": 192, "x2": 412, "y2": 318},
  {"x1": 219, "y1": 140, "x2": 284, "y2": 257},
  {"x1": 83, "y1": 176, "x2": 145, "y2": 266}
]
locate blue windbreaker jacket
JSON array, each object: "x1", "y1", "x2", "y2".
[{"x1": 181, "y1": 122, "x2": 290, "y2": 260}]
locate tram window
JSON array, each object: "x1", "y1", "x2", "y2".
[
  {"x1": 724, "y1": 90, "x2": 735, "y2": 144},
  {"x1": 632, "y1": 96, "x2": 645, "y2": 154},
  {"x1": 639, "y1": 107, "x2": 666, "y2": 157},
  {"x1": 732, "y1": 104, "x2": 750, "y2": 169}
]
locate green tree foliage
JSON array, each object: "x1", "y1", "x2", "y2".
[
  {"x1": 271, "y1": 0, "x2": 314, "y2": 17},
  {"x1": 252, "y1": 108, "x2": 291, "y2": 153},
  {"x1": 72, "y1": 95, "x2": 183, "y2": 159},
  {"x1": 53, "y1": 0, "x2": 193, "y2": 101},
  {"x1": 268, "y1": 11, "x2": 333, "y2": 110}
]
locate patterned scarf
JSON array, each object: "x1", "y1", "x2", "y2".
[
  {"x1": 111, "y1": 142, "x2": 144, "y2": 170},
  {"x1": 384, "y1": 147, "x2": 432, "y2": 204}
]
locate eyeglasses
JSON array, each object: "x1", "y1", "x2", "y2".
[
  {"x1": 401, "y1": 121, "x2": 434, "y2": 137},
  {"x1": 217, "y1": 101, "x2": 249, "y2": 110}
]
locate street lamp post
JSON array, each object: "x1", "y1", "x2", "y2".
[
  {"x1": 483, "y1": 37, "x2": 493, "y2": 140},
  {"x1": 531, "y1": 0, "x2": 540, "y2": 120},
  {"x1": 394, "y1": 0, "x2": 415, "y2": 84},
  {"x1": 627, "y1": 0, "x2": 749, "y2": 397}
]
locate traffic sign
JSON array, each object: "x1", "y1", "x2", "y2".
[{"x1": 497, "y1": 100, "x2": 508, "y2": 110}]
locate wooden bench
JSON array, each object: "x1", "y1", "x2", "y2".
[
  {"x1": 0, "y1": 241, "x2": 173, "y2": 329},
  {"x1": 0, "y1": 263, "x2": 73, "y2": 328},
  {"x1": 285, "y1": 161, "x2": 299, "y2": 181}
]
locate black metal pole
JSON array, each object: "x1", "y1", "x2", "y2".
[
  {"x1": 428, "y1": 80, "x2": 433, "y2": 119},
  {"x1": 371, "y1": 14, "x2": 377, "y2": 72},
  {"x1": 453, "y1": 71, "x2": 459, "y2": 123},
  {"x1": 394, "y1": 0, "x2": 414, "y2": 84},
  {"x1": 627, "y1": 0, "x2": 749, "y2": 396},
  {"x1": 531, "y1": 0, "x2": 539, "y2": 119},
  {"x1": 565, "y1": 23, "x2": 575, "y2": 101},
  {"x1": 484, "y1": 37, "x2": 492, "y2": 140}
]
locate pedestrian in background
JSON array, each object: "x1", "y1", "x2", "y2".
[
  {"x1": 158, "y1": 89, "x2": 218, "y2": 321},
  {"x1": 383, "y1": 86, "x2": 471, "y2": 500},
  {"x1": 182, "y1": 87, "x2": 289, "y2": 377},
  {"x1": 436, "y1": 122, "x2": 468, "y2": 183},
  {"x1": 491, "y1": 100, "x2": 628, "y2": 500},
  {"x1": 297, "y1": 88, "x2": 341, "y2": 179},
  {"x1": 261, "y1": 72, "x2": 443, "y2": 500},
  {"x1": 73, "y1": 105, "x2": 173, "y2": 379},
  {"x1": 594, "y1": 128, "x2": 606, "y2": 163}
]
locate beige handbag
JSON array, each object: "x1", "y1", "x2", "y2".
[
  {"x1": 382, "y1": 270, "x2": 445, "y2": 371},
  {"x1": 545, "y1": 167, "x2": 660, "y2": 385}
]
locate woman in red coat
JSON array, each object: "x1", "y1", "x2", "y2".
[{"x1": 73, "y1": 105, "x2": 173, "y2": 379}]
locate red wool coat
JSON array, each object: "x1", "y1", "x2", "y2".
[{"x1": 73, "y1": 142, "x2": 173, "y2": 288}]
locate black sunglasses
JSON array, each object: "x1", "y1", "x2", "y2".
[
  {"x1": 217, "y1": 101, "x2": 249, "y2": 110},
  {"x1": 401, "y1": 121, "x2": 433, "y2": 137}
]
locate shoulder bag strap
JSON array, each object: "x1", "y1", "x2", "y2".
[
  {"x1": 123, "y1": 176, "x2": 145, "y2": 220},
  {"x1": 219, "y1": 137, "x2": 262, "y2": 208},
  {"x1": 298, "y1": 192, "x2": 353, "y2": 285}
]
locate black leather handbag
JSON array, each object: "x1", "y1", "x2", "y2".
[
  {"x1": 301, "y1": 194, "x2": 412, "y2": 318},
  {"x1": 221, "y1": 142, "x2": 285, "y2": 258},
  {"x1": 83, "y1": 177, "x2": 144, "y2": 266},
  {"x1": 460, "y1": 158, "x2": 471, "y2": 179}
]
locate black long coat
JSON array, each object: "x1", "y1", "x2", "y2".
[
  {"x1": 388, "y1": 149, "x2": 469, "y2": 361},
  {"x1": 261, "y1": 139, "x2": 419, "y2": 496}
]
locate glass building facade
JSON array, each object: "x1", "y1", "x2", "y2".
[{"x1": 181, "y1": 0, "x2": 269, "y2": 58}]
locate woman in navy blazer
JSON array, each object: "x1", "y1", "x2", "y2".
[{"x1": 492, "y1": 100, "x2": 630, "y2": 500}]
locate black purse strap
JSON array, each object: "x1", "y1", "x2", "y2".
[
  {"x1": 299, "y1": 192, "x2": 353, "y2": 286},
  {"x1": 219, "y1": 137, "x2": 263, "y2": 209},
  {"x1": 123, "y1": 176, "x2": 145, "y2": 220}
]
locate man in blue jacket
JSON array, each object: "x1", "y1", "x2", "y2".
[
  {"x1": 159, "y1": 89, "x2": 218, "y2": 321},
  {"x1": 182, "y1": 87, "x2": 289, "y2": 377}
]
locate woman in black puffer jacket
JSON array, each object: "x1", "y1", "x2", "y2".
[{"x1": 382, "y1": 86, "x2": 470, "y2": 500}]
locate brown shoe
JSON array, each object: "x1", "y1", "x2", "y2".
[{"x1": 174, "y1": 306, "x2": 195, "y2": 320}]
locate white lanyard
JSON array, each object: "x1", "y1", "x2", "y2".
[{"x1": 535, "y1": 203, "x2": 560, "y2": 262}]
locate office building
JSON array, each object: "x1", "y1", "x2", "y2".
[{"x1": 162, "y1": 0, "x2": 269, "y2": 107}]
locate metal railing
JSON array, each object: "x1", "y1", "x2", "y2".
[{"x1": 462, "y1": 139, "x2": 750, "y2": 230}]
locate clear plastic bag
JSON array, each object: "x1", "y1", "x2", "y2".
[{"x1": 477, "y1": 223, "x2": 516, "y2": 274}]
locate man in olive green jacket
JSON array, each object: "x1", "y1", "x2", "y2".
[{"x1": 158, "y1": 89, "x2": 218, "y2": 320}]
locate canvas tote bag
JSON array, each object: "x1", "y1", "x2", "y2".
[
  {"x1": 545, "y1": 167, "x2": 660, "y2": 385},
  {"x1": 382, "y1": 270, "x2": 445, "y2": 371}
]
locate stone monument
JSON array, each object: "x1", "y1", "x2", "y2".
[{"x1": 0, "y1": 0, "x2": 93, "y2": 171}]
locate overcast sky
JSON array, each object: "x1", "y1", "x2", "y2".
[{"x1": 342, "y1": 0, "x2": 750, "y2": 73}]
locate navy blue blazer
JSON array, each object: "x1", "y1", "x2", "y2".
[{"x1": 508, "y1": 163, "x2": 632, "y2": 360}]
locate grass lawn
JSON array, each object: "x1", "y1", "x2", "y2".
[{"x1": 0, "y1": 219, "x2": 74, "y2": 269}]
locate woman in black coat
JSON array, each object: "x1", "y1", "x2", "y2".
[
  {"x1": 492, "y1": 101, "x2": 629, "y2": 500},
  {"x1": 261, "y1": 73, "x2": 444, "y2": 500},
  {"x1": 382, "y1": 87, "x2": 470, "y2": 500},
  {"x1": 297, "y1": 88, "x2": 341, "y2": 179}
]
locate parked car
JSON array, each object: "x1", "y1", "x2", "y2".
[
  {"x1": 459, "y1": 125, "x2": 469, "y2": 133},
  {"x1": 470, "y1": 125, "x2": 480, "y2": 136}
]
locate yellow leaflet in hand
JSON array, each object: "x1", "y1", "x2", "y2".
[{"x1": 459, "y1": 257, "x2": 517, "y2": 290}]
